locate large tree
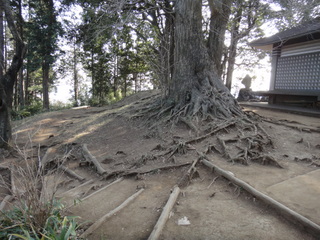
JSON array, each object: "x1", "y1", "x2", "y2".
[
  {"x1": 224, "y1": 0, "x2": 264, "y2": 90},
  {"x1": 207, "y1": 0, "x2": 232, "y2": 77},
  {"x1": 273, "y1": 0, "x2": 320, "y2": 29},
  {"x1": 168, "y1": 0, "x2": 242, "y2": 119},
  {"x1": 0, "y1": 0, "x2": 26, "y2": 148},
  {"x1": 27, "y1": 0, "x2": 61, "y2": 110}
]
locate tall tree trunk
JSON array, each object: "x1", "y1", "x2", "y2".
[
  {"x1": 25, "y1": 62, "x2": 29, "y2": 104},
  {"x1": 73, "y1": 42, "x2": 78, "y2": 106},
  {"x1": 18, "y1": 64, "x2": 23, "y2": 107},
  {"x1": 17, "y1": 0, "x2": 24, "y2": 107},
  {"x1": 159, "y1": 0, "x2": 174, "y2": 95},
  {"x1": 207, "y1": 0, "x2": 232, "y2": 77},
  {"x1": 133, "y1": 72, "x2": 138, "y2": 93},
  {"x1": 14, "y1": 77, "x2": 17, "y2": 109},
  {"x1": 113, "y1": 55, "x2": 118, "y2": 98},
  {"x1": 225, "y1": 36, "x2": 239, "y2": 90},
  {"x1": 225, "y1": 4, "x2": 242, "y2": 91},
  {"x1": 91, "y1": 49, "x2": 95, "y2": 97},
  {"x1": 123, "y1": 75, "x2": 127, "y2": 97},
  {"x1": 169, "y1": 0, "x2": 242, "y2": 119},
  {"x1": 0, "y1": 0, "x2": 26, "y2": 148},
  {"x1": 42, "y1": 62, "x2": 50, "y2": 110},
  {"x1": 40, "y1": 0, "x2": 56, "y2": 110}
]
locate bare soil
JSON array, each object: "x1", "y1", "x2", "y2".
[{"x1": 1, "y1": 90, "x2": 320, "y2": 239}]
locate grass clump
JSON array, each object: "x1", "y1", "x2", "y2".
[
  {"x1": 0, "y1": 138, "x2": 81, "y2": 239},
  {"x1": 1, "y1": 199, "x2": 79, "y2": 240}
]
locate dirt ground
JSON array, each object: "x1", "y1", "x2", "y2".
[{"x1": 1, "y1": 90, "x2": 320, "y2": 239}]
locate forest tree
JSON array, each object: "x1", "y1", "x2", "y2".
[{"x1": 0, "y1": 0, "x2": 26, "y2": 148}]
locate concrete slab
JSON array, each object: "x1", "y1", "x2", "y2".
[
  {"x1": 240, "y1": 102, "x2": 320, "y2": 118},
  {"x1": 266, "y1": 169, "x2": 320, "y2": 225}
]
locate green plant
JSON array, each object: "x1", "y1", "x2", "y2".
[
  {"x1": 1, "y1": 200, "x2": 79, "y2": 240},
  {"x1": 49, "y1": 101, "x2": 73, "y2": 112},
  {"x1": 0, "y1": 139, "x2": 81, "y2": 239},
  {"x1": 11, "y1": 101, "x2": 43, "y2": 120}
]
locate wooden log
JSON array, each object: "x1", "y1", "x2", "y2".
[
  {"x1": 41, "y1": 147, "x2": 57, "y2": 168},
  {"x1": 82, "y1": 144, "x2": 107, "y2": 175},
  {"x1": 10, "y1": 168, "x2": 17, "y2": 196},
  {"x1": 58, "y1": 179, "x2": 94, "y2": 198},
  {"x1": 59, "y1": 165, "x2": 85, "y2": 182},
  {"x1": 81, "y1": 177, "x2": 123, "y2": 201},
  {"x1": 80, "y1": 188, "x2": 144, "y2": 238},
  {"x1": 148, "y1": 186, "x2": 180, "y2": 240},
  {"x1": 201, "y1": 159, "x2": 320, "y2": 237},
  {"x1": 0, "y1": 195, "x2": 13, "y2": 211}
]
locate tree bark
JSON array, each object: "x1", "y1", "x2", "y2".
[
  {"x1": 169, "y1": 0, "x2": 242, "y2": 119},
  {"x1": 42, "y1": 61, "x2": 50, "y2": 110},
  {"x1": 225, "y1": 3, "x2": 242, "y2": 90},
  {"x1": 17, "y1": 0, "x2": 24, "y2": 107},
  {"x1": 0, "y1": 0, "x2": 26, "y2": 148},
  {"x1": 207, "y1": 0, "x2": 232, "y2": 77},
  {"x1": 73, "y1": 42, "x2": 79, "y2": 106},
  {"x1": 159, "y1": 0, "x2": 174, "y2": 95}
]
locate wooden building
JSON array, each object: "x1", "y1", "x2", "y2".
[{"x1": 250, "y1": 18, "x2": 320, "y2": 107}]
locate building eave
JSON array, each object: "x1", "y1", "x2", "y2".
[{"x1": 250, "y1": 18, "x2": 320, "y2": 50}]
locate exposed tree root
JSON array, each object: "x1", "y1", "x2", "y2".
[
  {"x1": 186, "y1": 119, "x2": 237, "y2": 145},
  {"x1": 205, "y1": 144, "x2": 222, "y2": 155},
  {"x1": 161, "y1": 141, "x2": 194, "y2": 161},
  {"x1": 177, "y1": 157, "x2": 200, "y2": 188},
  {"x1": 263, "y1": 119, "x2": 320, "y2": 133},
  {"x1": 251, "y1": 155, "x2": 283, "y2": 168},
  {"x1": 103, "y1": 162, "x2": 191, "y2": 180},
  {"x1": 130, "y1": 154, "x2": 157, "y2": 169},
  {"x1": 151, "y1": 144, "x2": 167, "y2": 152},
  {"x1": 294, "y1": 156, "x2": 320, "y2": 167},
  {"x1": 178, "y1": 117, "x2": 200, "y2": 135},
  {"x1": 131, "y1": 92, "x2": 284, "y2": 169}
]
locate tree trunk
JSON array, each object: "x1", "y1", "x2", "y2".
[
  {"x1": 90, "y1": 49, "x2": 95, "y2": 97},
  {"x1": 17, "y1": 0, "x2": 24, "y2": 107},
  {"x1": 113, "y1": 55, "x2": 118, "y2": 98},
  {"x1": 225, "y1": 36, "x2": 239, "y2": 90},
  {"x1": 0, "y1": 84, "x2": 11, "y2": 147},
  {"x1": 159, "y1": 0, "x2": 174, "y2": 95},
  {"x1": 207, "y1": 0, "x2": 232, "y2": 77},
  {"x1": 14, "y1": 77, "x2": 17, "y2": 109},
  {"x1": 225, "y1": 4, "x2": 242, "y2": 91},
  {"x1": 169, "y1": 0, "x2": 242, "y2": 119},
  {"x1": 123, "y1": 75, "x2": 127, "y2": 97},
  {"x1": 73, "y1": 42, "x2": 79, "y2": 107},
  {"x1": 25, "y1": 58, "x2": 30, "y2": 105},
  {"x1": 18, "y1": 67, "x2": 24, "y2": 107},
  {"x1": 133, "y1": 72, "x2": 138, "y2": 93},
  {"x1": 0, "y1": 0, "x2": 26, "y2": 148},
  {"x1": 42, "y1": 61, "x2": 49, "y2": 110}
]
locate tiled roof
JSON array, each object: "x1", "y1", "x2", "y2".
[{"x1": 250, "y1": 18, "x2": 320, "y2": 50}]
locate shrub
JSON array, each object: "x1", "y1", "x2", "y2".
[
  {"x1": 11, "y1": 102, "x2": 43, "y2": 120},
  {"x1": 0, "y1": 140, "x2": 80, "y2": 239},
  {"x1": 0, "y1": 199, "x2": 79, "y2": 240}
]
